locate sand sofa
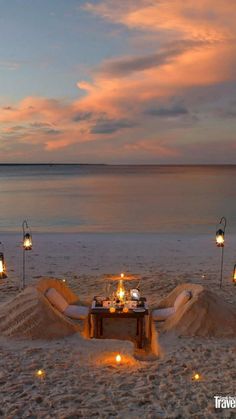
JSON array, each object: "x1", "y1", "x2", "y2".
[
  {"x1": 152, "y1": 290, "x2": 192, "y2": 321},
  {"x1": 0, "y1": 277, "x2": 90, "y2": 340},
  {"x1": 35, "y1": 277, "x2": 90, "y2": 338},
  {"x1": 45, "y1": 287, "x2": 89, "y2": 320},
  {"x1": 150, "y1": 282, "x2": 236, "y2": 356}
]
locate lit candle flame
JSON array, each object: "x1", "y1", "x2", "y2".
[
  {"x1": 116, "y1": 354, "x2": 121, "y2": 364},
  {"x1": 116, "y1": 279, "x2": 125, "y2": 301},
  {"x1": 192, "y1": 373, "x2": 201, "y2": 381},
  {"x1": 120, "y1": 273, "x2": 124, "y2": 279},
  {"x1": 0, "y1": 260, "x2": 3, "y2": 273},
  {"x1": 36, "y1": 369, "x2": 45, "y2": 378}
]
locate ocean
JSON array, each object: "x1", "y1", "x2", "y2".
[{"x1": 0, "y1": 164, "x2": 235, "y2": 234}]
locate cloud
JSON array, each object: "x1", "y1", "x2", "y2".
[
  {"x1": 90, "y1": 118, "x2": 136, "y2": 134},
  {"x1": 72, "y1": 112, "x2": 93, "y2": 122},
  {"x1": 1, "y1": 1, "x2": 236, "y2": 162},
  {"x1": 145, "y1": 103, "x2": 189, "y2": 117},
  {"x1": 97, "y1": 47, "x2": 184, "y2": 78},
  {"x1": 85, "y1": 0, "x2": 236, "y2": 42},
  {"x1": 45, "y1": 129, "x2": 63, "y2": 135},
  {"x1": 97, "y1": 39, "x2": 216, "y2": 78}
]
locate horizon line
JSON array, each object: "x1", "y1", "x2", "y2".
[{"x1": 0, "y1": 163, "x2": 236, "y2": 166}]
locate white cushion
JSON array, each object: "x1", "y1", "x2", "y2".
[
  {"x1": 45, "y1": 288, "x2": 69, "y2": 313},
  {"x1": 64, "y1": 305, "x2": 89, "y2": 320},
  {"x1": 174, "y1": 290, "x2": 191, "y2": 311},
  {"x1": 152, "y1": 307, "x2": 175, "y2": 321}
]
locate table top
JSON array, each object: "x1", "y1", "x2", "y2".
[
  {"x1": 90, "y1": 300, "x2": 149, "y2": 316},
  {"x1": 90, "y1": 308, "x2": 149, "y2": 317}
]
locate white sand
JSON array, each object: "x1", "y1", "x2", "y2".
[{"x1": 0, "y1": 232, "x2": 236, "y2": 418}]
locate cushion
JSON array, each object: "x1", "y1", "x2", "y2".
[
  {"x1": 64, "y1": 305, "x2": 89, "y2": 320},
  {"x1": 45, "y1": 288, "x2": 69, "y2": 313},
  {"x1": 174, "y1": 290, "x2": 192, "y2": 311},
  {"x1": 152, "y1": 307, "x2": 175, "y2": 321}
]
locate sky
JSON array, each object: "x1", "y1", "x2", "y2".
[{"x1": 0, "y1": 0, "x2": 236, "y2": 164}]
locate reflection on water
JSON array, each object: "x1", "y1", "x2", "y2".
[{"x1": 0, "y1": 165, "x2": 235, "y2": 233}]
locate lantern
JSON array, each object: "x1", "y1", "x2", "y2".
[
  {"x1": 0, "y1": 252, "x2": 7, "y2": 279},
  {"x1": 216, "y1": 229, "x2": 224, "y2": 247},
  {"x1": 233, "y1": 264, "x2": 236, "y2": 285},
  {"x1": 23, "y1": 232, "x2": 32, "y2": 250},
  {"x1": 215, "y1": 217, "x2": 226, "y2": 289},
  {"x1": 130, "y1": 288, "x2": 140, "y2": 301},
  {"x1": 22, "y1": 220, "x2": 33, "y2": 290}
]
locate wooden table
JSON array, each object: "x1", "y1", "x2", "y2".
[{"x1": 90, "y1": 306, "x2": 149, "y2": 349}]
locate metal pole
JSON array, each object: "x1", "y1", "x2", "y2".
[
  {"x1": 22, "y1": 220, "x2": 27, "y2": 290},
  {"x1": 22, "y1": 248, "x2": 25, "y2": 290},
  {"x1": 219, "y1": 246, "x2": 224, "y2": 289}
]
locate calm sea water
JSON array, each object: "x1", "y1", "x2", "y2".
[{"x1": 0, "y1": 165, "x2": 235, "y2": 234}]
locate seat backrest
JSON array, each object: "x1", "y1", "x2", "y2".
[
  {"x1": 174, "y1": 290, "x2": 192, "y2": 311},
  {"x1": 36, "y1": 277, "x2": 79, "y2": 304},
  {"x1": 45, "y1": 288, "x2": 69, "y2": 313}
]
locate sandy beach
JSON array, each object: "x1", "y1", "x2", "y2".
[
  {"x1": 1, "y1": 0, "x2": 236, "y2": 414},
  {"x1": 0, "y1": 232, "x2": 235, "y2": 418}
]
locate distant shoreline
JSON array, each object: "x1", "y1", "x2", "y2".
[{"x1": 0, "y1": 163, "x2": 235, "y2": 167}]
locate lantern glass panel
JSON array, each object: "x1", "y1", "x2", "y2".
[
  {"x1": 233, "y1": 265, "x2": 236, "y2": 283},
  {"x1": 130, "y1": 289, "x2": 140, "y2": 300},
  {"x1": 23, "y1": 233, "x2": 32, "y2": 250},
  {"x1": 216, "y1": 229, "x2": 224, "y2": 247},
  {"x1": 0, "y1": 252, "x2": 7, "y2": 278}
]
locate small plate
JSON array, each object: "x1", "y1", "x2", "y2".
[{"x1": 133, "y1": 308, "x2": 145, "y2": 312}]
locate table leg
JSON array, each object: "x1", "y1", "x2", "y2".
[
  {"x1": 99, "y1": 317, "x2": 103, "y2": 336},
  {"x1": 138, "y1": 317, "x2": 144, "y2": 349},
  {"x1": 88, "y1": 314, "x2": 92, "y2": 338},
  {"x1": 136, "y1": 318, "x2": 139, "y2": 335},
  {"x1": 95, "y1": 315, "x2": 99, "y2": 338}
]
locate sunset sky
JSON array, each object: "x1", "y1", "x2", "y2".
[{"x1": 1, "y1": 0, "x2": 236, "y2": 164}]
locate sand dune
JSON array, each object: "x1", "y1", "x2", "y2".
[{"x1": 0, "y1": 234, "x2": 236, "y2": 418}]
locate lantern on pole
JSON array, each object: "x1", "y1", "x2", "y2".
[
  {"x1": 22, "y1": 220, "x2": 32, "y2": 290},
  {"x1": 232, "y1": 264, "x2": 236, "y2": 285},
  {"x1": 23, "y1": 232, "x2": 32, "y2": 250},
  {"x1": 215, "y1": 217, "x2": 226, "y2": 288},
  {"x1": 216, "y1": 229, "x2": 225, "y2": 247},
  {"x1": 0, "y1": 243, "x2": 7, "y2": 279}
]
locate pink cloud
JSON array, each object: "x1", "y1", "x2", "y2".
[
  {"x1": 1, "y1": 0, "x2": 236, "y2": 162},
  {"x1": 85, "y1": 0, "x2": 236, "y2": 42}
]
